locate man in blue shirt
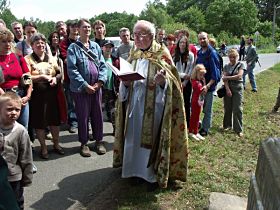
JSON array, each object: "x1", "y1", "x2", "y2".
[{"x1": 196, "y1": 32, "x2": 221, "y2": 136}]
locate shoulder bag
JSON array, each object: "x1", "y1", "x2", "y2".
[{"x1": 217, "y1": 62, "x2": 240, "y2": 98}]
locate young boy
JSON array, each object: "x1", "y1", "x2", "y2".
[
  {"x1": 0, "y1": 92, "x2": 33, "y2": 210},
  {"x1": 102, "y1": 40, "x2": 120, "y2": 134}
]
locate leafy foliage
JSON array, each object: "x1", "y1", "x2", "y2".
[
  {"x1": 1, "y1": 0, "x2": 280, "y2": 48},
  {"x1": 256, "y1": 21, "x2": 273, "y2": 37},
  {"x1": 176, "y1": 5, "x2": 206, "y2": 32},
  {"x1": 91, "y1": 12, "x2": 138, "y2": 37},
  {"x1": 0, "y1": 0, "x2": 9, "y2": 14},
  {"x1": 206, "y1": 0, "x2": 258, "y2": 36},
  {"x1": 1, "y1": 8, "x2": 16, "y2": 29},
  {"x1": 139, "y1": 0, "x2": 174, "y2": 28},
  {"x1": 254, "y1": 0, "x2": 280, "y2": 25}
]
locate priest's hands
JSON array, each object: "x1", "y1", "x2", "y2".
[{"x1": 154, "y1": 69, "x2": 166, "y2": 87}]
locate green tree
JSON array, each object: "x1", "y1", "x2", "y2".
[
  {"x1": 256, "y1": 21, "x2": 273, "y2": 37},
  {"x1": 176, "y1": 5, "x2": 206, "y2": 32},
  {"x1": 254, "y1": 0, "x2": 280, "y2": 26},
  {"x1": 0, "y1": 0, "x2": 9, "y2": 14},
  {"x1": 139, "y1": 0, "x2": 174, "y2": 28},
  {"x1": 91, "y1": 12, "x2": 138, "y2": 36},
  {"x1": 205, "y1": 0, "x2": 258, "y2": 36},
  {"x1": 166, "y1": 0, "x2": 212, "y2": 18},
  {"x1": 1, "y1": 8, "x2": 16, "y2": 29}
]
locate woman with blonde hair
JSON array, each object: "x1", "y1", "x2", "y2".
[
  {"x1": 222, "y1": 48, "x2": 245, "y2": 137},
  {"x1": 189, "y1": 64, "x2": 206, "y2": 141},
  {"x1": 0, "y1": 28, "x2": 32, "y2": 129}
]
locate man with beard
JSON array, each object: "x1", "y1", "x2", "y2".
[{"x1": 196, "y1": 32, "x2": 221, "y2": 137}]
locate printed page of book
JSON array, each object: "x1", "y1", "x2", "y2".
[
  {"x1": 119, "y1": 57, "x2": 134, "y2": 73},
  {"x1": 106, "y1": 58, "x2": 144, "y2": 81}
]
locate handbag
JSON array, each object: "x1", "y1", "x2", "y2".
[
  {"x1": 217, "y1": 85, "x2": 226, "y2": 98},
  {"x1": 19, "y1": 73, "x2": 32, "y2": 89},
  {"x1": 217, "y1": 62, "x2": 241, "y2": 98}
]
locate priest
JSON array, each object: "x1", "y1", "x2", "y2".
[{"x1": 113, "y1": 20, "x2": 189, "y2": 188}]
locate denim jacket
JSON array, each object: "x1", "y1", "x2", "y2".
[{"x1": 67, "y1": 39, "x2": 107, "y2": 92}]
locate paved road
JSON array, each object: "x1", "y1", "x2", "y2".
[
  {"x1": 223, "y1": 53, "x2": 280, "y2": 73},
  {"x1": 25, "y1": 53, "x2": 280, "y2": 210},
  {"x1": 217, "y1": 53, "x2": 280, "y2": 89}
]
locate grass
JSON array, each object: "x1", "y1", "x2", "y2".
[
  {"x1": 89, "y1": 64, "x2": 280, "y2": 210},
  {"x1": 257, "y1": 45, "x2": 277, "y2": 54}
]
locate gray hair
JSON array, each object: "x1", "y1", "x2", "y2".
[
  {"x1": 11, "y1": 21, "x2": 22, "y2": 28},
  {"x1": 30, "y1": 33, "x2": 46, "y2": 45},
  {"x1": 134, "y1": 20, "x2": 156, "y2": 39},
  {"x1": 119, "y1": 27, "x2": 130, "y2": 36}
]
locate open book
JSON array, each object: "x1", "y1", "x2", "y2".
[{"x1": 106, "y1": 57, "x2": 145, "y2": 81}]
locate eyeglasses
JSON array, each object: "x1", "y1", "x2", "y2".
[{"x1": 131, "y1": 32, "x2": 151, "y2": 40}]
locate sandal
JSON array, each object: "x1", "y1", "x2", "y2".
[
  {"x1": 40, "y1": 151, "x2": 49, "y2": 159},
  {"x1": 53, "y1": 146, "x2": 65, "y2": 155}
]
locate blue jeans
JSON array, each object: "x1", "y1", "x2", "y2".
[
  {"x1": 243, "y1": 63, "x2": 257, "y2": 91},
  {"x1": 63, "y1": 82, "x2": 77, "y2": 127},
  {"x1": 17, "y1": 89, "x2": 29, "y2": 129},
  {"x1": 201, "y1": 91, "x2": 214, "y2": 133}
]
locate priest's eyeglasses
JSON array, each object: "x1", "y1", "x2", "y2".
[{"x1": 131, "y1": 32, "x2": 151, "y2": 40}]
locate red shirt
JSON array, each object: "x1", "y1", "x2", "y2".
[
  {"x1": 191, "y1": 79, "x2": 203, "y2": 102},
  {"x1": 189, "y1": 44, "x2": 197, "y2": 59},
  {"x1": 59, "y1": 38, "x2": 76, "y2": 83},
  {"x1": 168, "y1": 44, "x2": 176, "y2": 57},
  {"x1": 0, "y1": 53, "x2": 30, "y2": 89}
]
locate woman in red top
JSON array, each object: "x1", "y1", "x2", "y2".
[
  {"x1": 0, "y1": 28, "x2": 32, "y2": 128},
  {"x1": 189, "y1": 64, "x2": 206, "y2": 141}
]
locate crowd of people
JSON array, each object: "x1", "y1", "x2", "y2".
[{"x1": 0, "y1": 16, "x2": 277, "y2": 209}]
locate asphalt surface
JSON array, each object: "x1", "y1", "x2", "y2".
[{"x1": 25, "y1": 53, "x2": 280, "y2": 210}]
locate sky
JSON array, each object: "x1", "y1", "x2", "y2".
[{"x1": 10, "y1": 0, "x2": 166, "y2": 22}]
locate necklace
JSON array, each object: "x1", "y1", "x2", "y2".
[{"x1": 2, "y1": 54, "x2": 11, "y2": 68}]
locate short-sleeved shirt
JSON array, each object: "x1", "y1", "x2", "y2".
[
  {"x1": 16, "y1": 40, "x2": 33, "y2": 56},
  {"x1": 117, "y1": 41, "x2": 134, "y2": 60},
  {"x1": 223, "y1": 62, "x2": 245, "y2": 82}
]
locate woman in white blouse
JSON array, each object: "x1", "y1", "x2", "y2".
[{"x1": 173, "y1": 36, "x2": 194, "y2": 127}]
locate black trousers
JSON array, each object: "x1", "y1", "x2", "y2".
[
  {"x1": 9, "y1": 181, "x2": 24, "y2": 210},
  {"x1": 183, "y1": 82, "x2": 192, "y2": 128}
]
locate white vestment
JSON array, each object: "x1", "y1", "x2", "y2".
[{"x1": 119, "y1": 58, "x2": 168, "y2": 183}]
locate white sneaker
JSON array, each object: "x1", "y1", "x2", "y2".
[
  {"x1": 196, "y1": 133, "x2": 205, "y2": 140},
  {"x1": 32, "y1": 163, "x2": 37, "y2": 174},
  {"x1": 189, "y1": 133, "x2": 200, "y2": 141}
]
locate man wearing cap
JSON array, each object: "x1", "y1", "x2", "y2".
[
  {"x1": 243, "y1": 37, "x2": 258, "y2": 92},
  {"x1": 101, "y1": 40, "x2": 119, "y2": 134}
]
